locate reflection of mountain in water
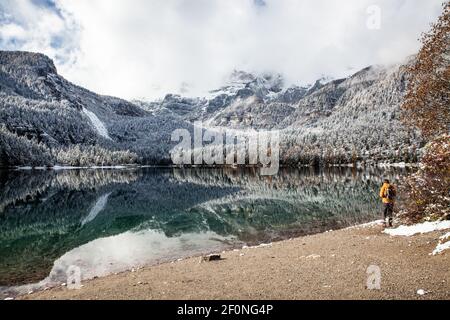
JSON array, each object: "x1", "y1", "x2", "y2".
[
  {"x1": 170, "y1": 167, "x2": 407, "y2": 242},
  {"x1": 0, "y1": 168, "x2": 238, "y2": 287},
  {"x1": 0, "y1": 167, "x2": 410, "y2": 289}
]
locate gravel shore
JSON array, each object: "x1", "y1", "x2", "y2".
[{"x1": 21, "y1": 222, "x2": 450, "y2": 300}]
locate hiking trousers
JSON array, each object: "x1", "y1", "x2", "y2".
[{"x1": 383, "y1": 202, "x2": 394, "y2": 226}]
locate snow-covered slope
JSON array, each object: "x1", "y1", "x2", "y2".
[
  {"x1": 81, "y1": 108, "x2": 110, "y2": 140},
  {"x1": 0, "y1": 51, "x2": 192, "y2": 166},
  {"x1": 0, "y1": 51, "x2": 423, "y2": 167}
]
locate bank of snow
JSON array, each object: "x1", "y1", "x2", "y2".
[
  {"x1": 348, "y1": 220, "x2": 384, "y2": 229},
  {"x1": 383, "y1": 220, "x2": 450, "y2": 236},
  {"x1": 82, "y1": 108, "x2": 111, "y2": 140},
  {"x1": 432, "y1": 232, "x2": 450, "y2": 255},
  {"x1": 384, "y1": 220, "x2": 450, "y2": 256}
]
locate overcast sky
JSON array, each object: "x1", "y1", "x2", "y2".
[{"x1": 0, "y1": 0, "x2": 444, "y2": 100}]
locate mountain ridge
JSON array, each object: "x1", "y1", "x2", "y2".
[{"x1": 0, "y1": 50, "x2": 423, "y2": 167}]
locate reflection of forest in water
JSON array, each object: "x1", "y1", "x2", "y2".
[{"x1": 0, "y1": 167, "x2": 411, "y2": 288}]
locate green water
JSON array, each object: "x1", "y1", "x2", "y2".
[{"x1": 0, "y1": 167, "x2": 409, "y2": 296}]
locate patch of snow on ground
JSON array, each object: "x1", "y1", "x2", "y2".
[
  {"x1": 384, "y1": 220, "x2": 450, "y2": 236},
  {"x1": 242, "y1": 243, "x2": 272, "y2": 249},
  {"x1": 347, "y1": 220, "x2": 384, "y2": 229},
  {"x1": 439, "y1": 232, "x2": 450, "y2": 240},
  {"x1": 432, "y1": 241, "x2": 450, "y2": 255},
  {"x1": 82, "y1": 108, "x2": 111, "y2": 139},
  {"x1": 432, "y1": 232, "x2": 450, "y2": 255}
]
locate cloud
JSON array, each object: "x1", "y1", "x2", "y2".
[
  {"x1": 0, "y1": 0, "x2": 79, "y2": 66},
  {"x1": 0, "y1": 0, "x2": 444, "y2": 100}
]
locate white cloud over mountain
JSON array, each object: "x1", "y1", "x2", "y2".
[{"x1": 0, "y1": 0, "x2": 443, "y2": 99}]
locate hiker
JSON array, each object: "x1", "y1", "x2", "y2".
[{"x1": 379, "y1": 179, "x2": 396, "y2": 227}]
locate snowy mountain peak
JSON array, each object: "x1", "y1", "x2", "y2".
[
  {"x1": 208, "y1": 69, "x2": 284, "y2": 100},
  {"x1": 0, "y1": 50, "x2": 422, "y2": 167},
  {"x1": 0, "y1": 51, "x2": 57, "y2": 76},
  {"x1": 229, "y1": 70, "x2": 256, "y2": 84}
]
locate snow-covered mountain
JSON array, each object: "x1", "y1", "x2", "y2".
[
  {"x1": 0, "y1": 51, "x2": 192, "y2": 166},
  {"x1": 0, "y1": 51, "x2": 423, "y2": 167}
]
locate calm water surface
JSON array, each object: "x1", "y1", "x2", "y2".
[{"x1": 0, "y1": 167, "x2": 410, "y2": 296}]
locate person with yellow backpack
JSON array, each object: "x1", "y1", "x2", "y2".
[{"x1": 379, "y1": 179, "x2": 396, "y2": 227}]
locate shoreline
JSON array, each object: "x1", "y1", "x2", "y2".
[
  {"x1": 3, "y1": 162, "x2": 419, "y2": 171},
  {"x1": 18, "y1": 221, "x2": 450, "y2": 300},
  {"x1": 1, "y1": 219, "x2": 375, "y2": 297}
]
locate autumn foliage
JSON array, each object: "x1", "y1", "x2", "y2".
[
  {"x1": 400, "y1": 2, "x2": 450, "y2": 222},
  {"x1": 402, "y1": 2, "x2": 450, "y2": 139},
  {"x1": 399, "y1": 134, "x2": 450, "y2": 222}
]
